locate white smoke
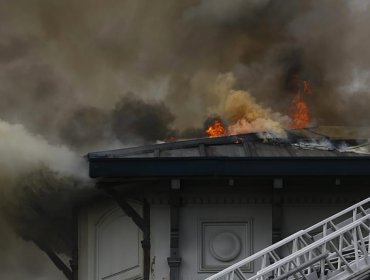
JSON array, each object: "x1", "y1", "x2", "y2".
[
  {"x1": 0, "y1": 119, "x2": 87, "y2": 180},
  {"x1": 0, "y1": 119, "x2": 89, "y2": 280}
]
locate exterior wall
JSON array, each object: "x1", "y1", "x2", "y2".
[
  {"x1": 281, "y1": 203, "x2": 351, "y2": 238},
  {"x1": 78, "y1": 195, "x2": 362, "y2": 280},
  {"x1": 179, "y1": 204, "x2": 272, "y2": 280},
  {"x1": 78, "y1": 199, "x2": 272, "y2": 280},
  {"x1": 150, "y1": 205, "x2": 171, "y2": 280}
]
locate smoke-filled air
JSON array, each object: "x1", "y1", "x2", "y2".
[{"x1": 0, "y1": 0, "x2": 370, "y2": 278}]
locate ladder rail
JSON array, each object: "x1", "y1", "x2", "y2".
[
  {"x1": 242, "y1": 215, "x2": 370, "y2": 280},
  {"x1": 257, "y1": 216, "x2": 369, "y2": 277},
  {"x1": 305, "y1": 197, "x2": 370, "y2": 233}
]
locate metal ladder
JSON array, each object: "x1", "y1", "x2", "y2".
[{"x1": 205, "y1": 198, "x2": 370, "y2": 280}]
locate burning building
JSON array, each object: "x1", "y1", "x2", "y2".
[
  {"x1": 73, "y1": 128, "x2": 370, "y2": 280},
  {"x1": 2, "y1": 1, "x2": 370, "y2": 280}
]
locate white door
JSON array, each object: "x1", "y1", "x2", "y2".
[{"x1": 79, "y1": 201, "x2": 143, "y2": 280}]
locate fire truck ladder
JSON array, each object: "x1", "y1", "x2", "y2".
[{"x1": 205, "y1": 198, "x2": 370, "y2": 280}]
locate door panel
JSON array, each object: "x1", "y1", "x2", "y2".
[{"x1": 96, "y1": 209, "x2": 142, "y2": 280}]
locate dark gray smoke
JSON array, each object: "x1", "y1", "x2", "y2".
[
  {"x1": 0, "y1": 0, "x2": 370, "y2": 279},
  {"x1": 0, "y1": 165, "x2": 98, "y2": 280},
  {"x1": 0, "y1": 216, "x2": 67, "y2": 280},
  {"x1": 58, "y1": 106, "x2": 110, "y2": 151},
  {"x1": 1, "y1": 0, "x2": 370, "y2": 137},
  {"x1": 1, "y1": 167, "x2": 90, "y2": 254},
  {"x1": 112, "y1": 93, "x2": 175, "y2": 144}
]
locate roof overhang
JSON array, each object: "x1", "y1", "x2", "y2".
[{"x1": 89, "y1": 156, "x2": 370, "y2": 178}]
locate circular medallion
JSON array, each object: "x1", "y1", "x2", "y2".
[{"x1": 209, "y1": 231, "x2": 241, "y2": 262}]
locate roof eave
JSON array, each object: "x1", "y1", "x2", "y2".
[{"x1": 89, "y1": 156, "x2": 370, "y2": 178}]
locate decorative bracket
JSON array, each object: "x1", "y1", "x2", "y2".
[{"x1": 33, "y1": 239, "x2": 73, "y2": 280}]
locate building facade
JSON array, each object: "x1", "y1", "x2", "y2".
[{"x1": 80, "y1": 132, "x2": 370, "y2": 280}]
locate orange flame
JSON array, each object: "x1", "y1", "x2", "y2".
[
  {"x1": 291, "y1": 80, "x2": 311, "y2": 129},
  {"x1": 291, "y1": 93, "x2": 309, "y2": 128},
  {"x1": 205, "y1": 120, "x2": 226, "y2": 137}
]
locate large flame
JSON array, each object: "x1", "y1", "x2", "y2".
[
  {"x1": 205, "y1": 120, "x2": 226, "y2": 137},
  {"x1": 290, "y1": 80, "x2": 312, "y2": 129},
  {"x1": 291, "y1": 93, "x2": 309, "y2": 128}
]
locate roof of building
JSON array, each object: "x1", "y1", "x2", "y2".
[{"x1": 87, "y1": 127, "x2": 370, "y2": 178}]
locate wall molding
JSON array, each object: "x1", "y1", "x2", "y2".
[{"x1": 197, "y1": 218, "x2": 253, "y2": 273}]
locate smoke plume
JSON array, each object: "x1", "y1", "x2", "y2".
[
  {"x1": 209, "y1": 73, "x2": 290, "y2": 137},
  {"x1": 112, "y1": 93, "x2": 175, "y2": 144},
  {"x1": 0, "y1": 120, "x2": 92, "y2": 279},
  {"x1": 1, "y1": 0, "x2": 370, "y2": 278}
]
